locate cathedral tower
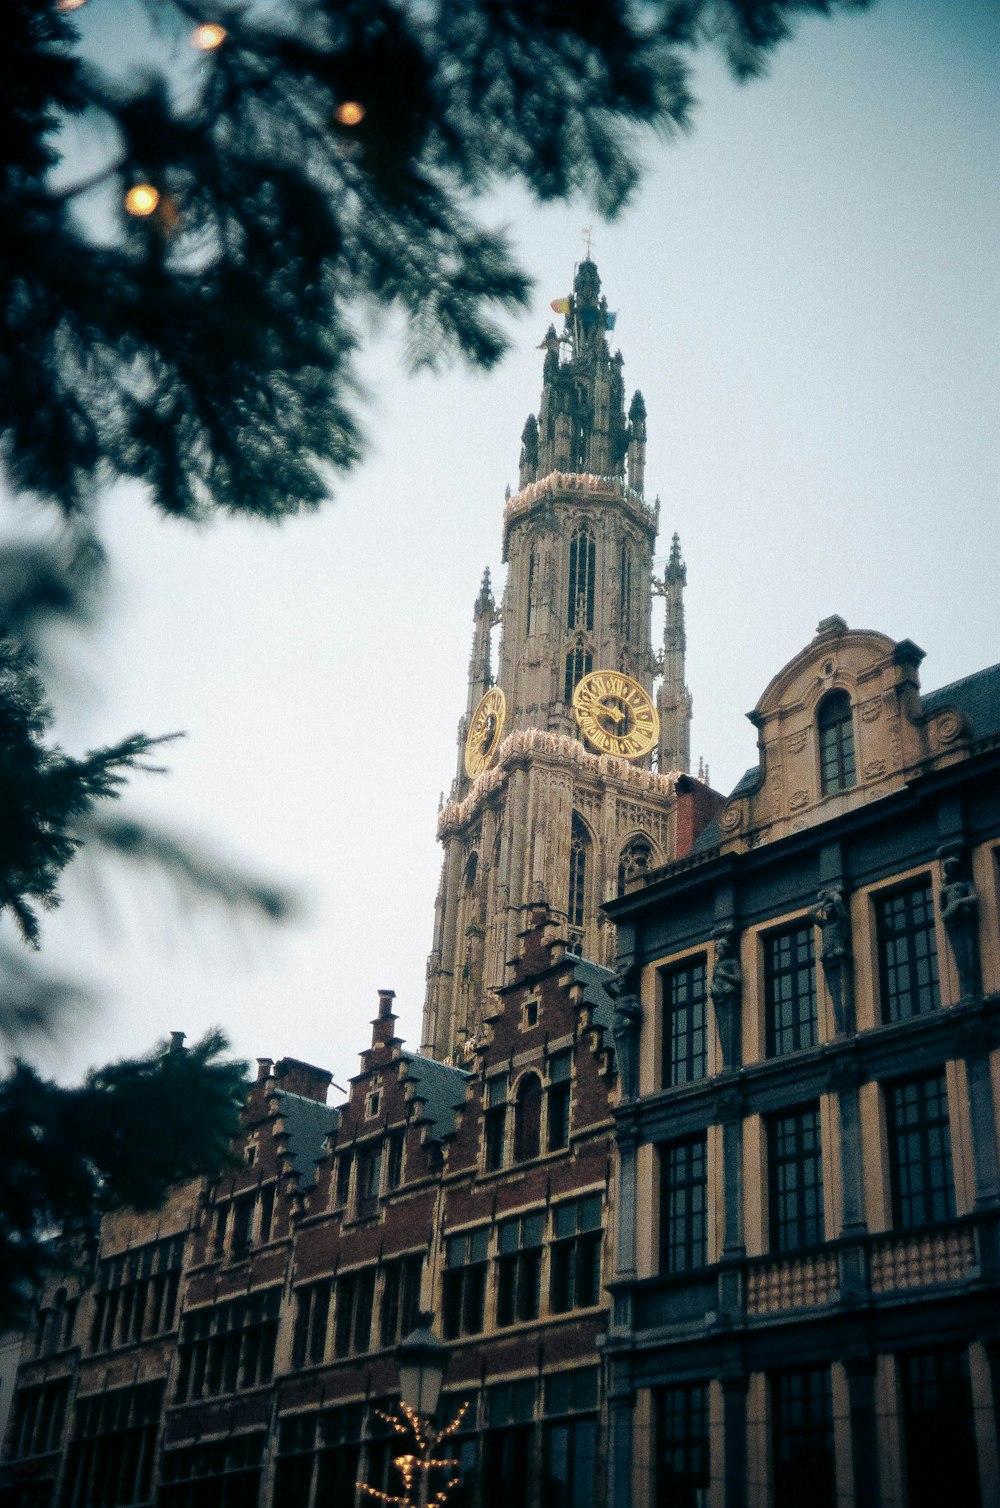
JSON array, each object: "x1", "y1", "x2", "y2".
[{"x1": 422, "y1": 259, "x2": 695, "y2": 1061}]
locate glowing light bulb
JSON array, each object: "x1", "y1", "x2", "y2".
[
  {"x1": 192, "y1": 23, "x2": 226, "y2": 50},
  {"x1": 56, "y1": 0, "x2": 88, "y2": 10},
  {"x1": 125, "y1": 184, "x2": 160, "y2": 217},
  {"x1": 334, "y1": 100, "x2": 366, "y2": 127}
]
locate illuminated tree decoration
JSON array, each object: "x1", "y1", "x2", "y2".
[
  {"x1": 124, "y1": 184, "x2": 160, "y2": 217},
  {"x1": 334, "y1": 100, "x2": 366, "y2": 126},
  {"x1": 191, "y1": 23, "x2": 226, "y2": 50}
]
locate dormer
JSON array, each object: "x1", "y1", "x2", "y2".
[{"x1": 716, "y1": 616, "x2": 973, "y2": 849}]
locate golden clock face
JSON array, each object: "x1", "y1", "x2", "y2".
[
  {"x1": 465, "y1": 687, "x2": 507, "y2": 778},
  {"x1": 572, "y1": 671, "x2": 658, "y2": 759}
]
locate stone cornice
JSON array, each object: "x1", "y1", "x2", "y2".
[
  {"x1": 502, "y1": 469, "x2": 657, "y2": 554},
  {"x1": 438, "y1": 727, "x2": 678, "y2": 838}
]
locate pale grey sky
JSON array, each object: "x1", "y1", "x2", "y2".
[{"x1": 18, "y1": 0, "x2": 1000, "y2": 1088}]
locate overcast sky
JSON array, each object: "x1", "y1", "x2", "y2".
[{"x1": 18, "y1": 0, "x2": 1000, "y2": 1090}]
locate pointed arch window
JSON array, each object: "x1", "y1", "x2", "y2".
[
  {"x1": 564, "y1": 643, "x2": 593, "y2": 703},
  {"x1": 513, "y1": 1075, "x2": 542, "y2": 1162},
  {"x1": 526, "y1": 547, "x2": 537, "y2": 635},
  {"x1": 817, "y1": 691, "x2": 856, "y2": 794},
  {"x1": 568, "y1": 816, "x2": 590, "y2": 937},
  {"x1": 619, "y1": 541, "x2": 633, "y2": 641},
  {"x1": 568, "y1": 526, "x2": 596, "y2": 631}
]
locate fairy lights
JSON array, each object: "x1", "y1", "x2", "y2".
[
  {"x1": 56, "y1": 0, "x2": 88, "y2": 11},
  {"x1": 124, "y1": 184, "x2": 160, "y2": 217},
  {"x1": 358, "y1": 1402, "x2": 468, "y2": 1506},
  {"x1": 192, "y1": 23, "x2": 226, "y2": 50},
  {"x1": 334, "y1": 100, "x2": 366, "y2": 126}
]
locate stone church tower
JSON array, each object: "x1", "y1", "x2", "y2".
[{"x1": 422, "y1": 258, "x2": 695, "y2": 1062}]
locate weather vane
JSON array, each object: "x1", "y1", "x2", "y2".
[{"x1": 581, "y1": 225, "x2": 595, "y2": 258}]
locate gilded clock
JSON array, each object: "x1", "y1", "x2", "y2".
[
  {"x1": 465, "y1": 687, "x2": 507, "y2": 778},
  {"x1": 572, "y1": 670, "x2": 658, "y2": 759}
]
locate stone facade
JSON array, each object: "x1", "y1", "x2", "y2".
[
  {"x1": 604, "y1": 620, "x2": 1000, "y2": 1508},
  {"x1": 423, "y1": 258, "x2": 706, "y2": 1063}
]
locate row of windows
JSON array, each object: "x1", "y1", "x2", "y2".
[
  {"x1": 661, "y1": 875, "x2": 944, "y2": 1087},
  {"x1": 333, "y1": 1131, "x2": 405, "y2": 1218},
  {"x1": 209, "y1": 1185, "x2": 275, "y2": 1262},
  {"x1": 174, "y1": 1289, "x2": 280, "y2": 1402},
  {"x1": 90, "y1": 1235, "x2": 185, "y2": 1352},
  {"x1": 293, "y1": 1253, "x2": 423, "y2": 1366},
  {"x1": 656, "y1": 1348, "x2": 980, "y2": 1508},
  {"x1": 276, "y1": 1370, "x2": 599, "y2": 1508},
  {"x1": 484, "y1": 1052, "x2": 571, "y2": 1171},
  {"x1": 660, "y1": 1070, "x2": 954, "y2": 1272},
  {"x1": 62, "y1": 1382, "x2": 164, "y2": 1508},
  {"x1": 443, "y1": 1194, "x2": 603, "y2": 1339}
]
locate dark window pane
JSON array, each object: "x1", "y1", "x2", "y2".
[
  {"x1": 772, "y1": 1368, "x2": 835, "y2": 1508},
  {"x1": 660, "y1": 1137, "x2": 707, "y2": 1274},
  {"x1": 765, "y1": 925, "x2": 817, "y2": 1057},
  {"x1": 818, "y1": 691, "x2": 856, "y2": 795},
  {"x1": 661, "y1": 957, "x2": 708, "y2": 1086},
  {"x1": 887, "y1": 1072, "x2": 954, "y2": 1228},
  {"x1": 768, "y1": 1104, "x2": 824, "y2": 1252},
  {"x1": 876, "y1": 882, "x2": 940, "y2": 1023}
]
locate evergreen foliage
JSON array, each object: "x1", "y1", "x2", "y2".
[
  {"x1": 0, "y1": 1031, "x2": 248, "y2": 1325},
  {"x1": 0, "y1": 0, "x2": 870, "y2": 1318},
  {"x1": 3, "y1": 0, "x2": 871, "y2": 520}
]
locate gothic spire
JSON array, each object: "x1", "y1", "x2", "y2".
[{"x1": 658, "y1": 533, "x2": 692, "y2": 774}]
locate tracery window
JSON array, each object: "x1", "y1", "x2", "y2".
[
  {"x1": 564, "y1": 642, "x2": 593, "y2": 702},
  {"x1": 526, "y1": 547, "x2": 537, "y2": 635},
  {"x1": 817, "y1": 690, "x2": 856, "y2": 794},
  {"x1": 567, "y1": 525, "x2": 596, "y2": 631},
  {"x1": 568, "y1": 816, "x2": 590, "y2": 938},
  {"x1": 619, "y1": 540, "x2": 633, "y2": 640}
]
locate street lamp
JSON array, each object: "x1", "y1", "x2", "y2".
[
  {"x1": 358, "y1": 1314, "x2": 465, "y2": 1508},
  {"x1": 397, "y1": 1313, "x2": 448, "y2": 1421}
]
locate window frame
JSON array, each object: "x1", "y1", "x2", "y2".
[
  {"x1": 817, "y1": 690, "x2": 857, "y2": 795},
  {"x1": 886, "y1": 1070, "x2": 955, "y2": 1229},
  {"x1": 767, "y1": 1103, "x2": 824, "y2": 1253},
  {"x1": 659, "y1": 1135, "x2": 708, "y2": 1275},
  {"x1": 660, "y1": 955, "x2": 708, "y2": 1088},
  {"x1": 763, "y1": 922, "x2": 819, "y2": 1058},
  {"x1": 875, "y1": 878, "x2": 941, "y2": 1024}
]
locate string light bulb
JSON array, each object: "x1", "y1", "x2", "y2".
[
  {"x1": 56, "y1": 0, "x2": 88, "y2": 10},
  {"x1": 192, "y1": 23, "x2": 227, "y2": 50},
  {"x1": 124, "y1": 184, "x2": 160, "y2": 217},
  {"x1": 334, "y1": 101, "x2": 366, "y2": 127}
]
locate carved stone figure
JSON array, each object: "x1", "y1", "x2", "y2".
[
  {"x1": 809, "y1": 886, "x2": 853, "y2": 1036},
  {"x1": 710, "y1": 929, "x2": 742, "y2": 1070},
  {"x1": 940, "y1": 854, "x2": 982, "y2": 999},
  {"x1": 611, "y1": 994, "x2": 643, "y2": 1101}
]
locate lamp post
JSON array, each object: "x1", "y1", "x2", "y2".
[
  {"x1": 396, "y1": 1314, "x2": 449, "y2": 1508},
  {"x1": 358, "y1": 1313, "x2": 464, "y2": 1508}
]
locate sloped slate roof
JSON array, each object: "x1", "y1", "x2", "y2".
[
  {"x1": 570, "y1": 956, "x2": 619, "y2": 1070},
  {"x1": 922, "y1": 663, "x2": 1000, "y2": 740},
  {"x1": 275, "y1": 1090, "x2": 339, "y2": 1188},
  {"x1": 399, "y1": 1052, "x2": 470, "y2": 1141}
]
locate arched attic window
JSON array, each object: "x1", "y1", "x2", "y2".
[
  {"x1": 818, "y1": 690, "x2": 856, "y2": 794},
  {"x1": 568, "y1": 525, "x2": 596, "y2": 631},
  {"x1": 568, "y1": 815, "x2": 590, "y2": 940},
  {"x1": 513, "y1": 1074, "x2": 542, "y2": 1162}
]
